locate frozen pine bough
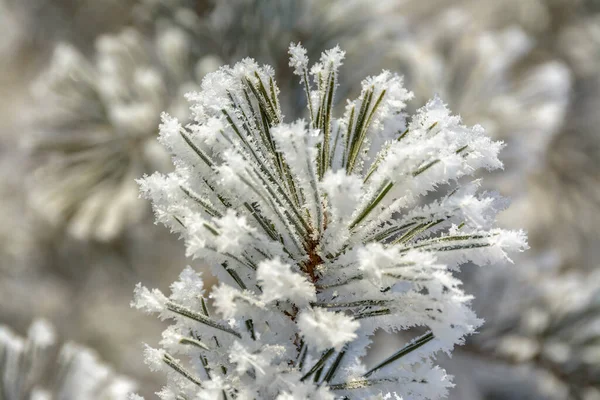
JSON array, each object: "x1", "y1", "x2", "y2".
[
  {"x1": 133, "y1": 44, "x2": 527, "y2": 399},
  {"x1": 467, "y1": 256, "x2": 600, "y2": 400},
  {"x1": 27, "y1": 22, "x2": 219, "y2": 242},
  {"x1": 0, "y1": 319, "x2": 135, "y2": 400}
]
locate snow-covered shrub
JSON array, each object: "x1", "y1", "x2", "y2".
[
  {"x1": 132, "y1": 43, "x2": 526, "y2": 399},
  {"x1": 0, "y1": 319, "x2": 135, "y2": 400}
]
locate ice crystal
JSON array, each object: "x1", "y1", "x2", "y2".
[
  {"x1": 132, "y1": 44, "x2": 526, "y2": 399},
  {"x1": 0, "y1": 319, "x2": 135, "y2": 400}
]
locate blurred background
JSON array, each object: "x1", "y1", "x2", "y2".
[{"x1": 0, "y1": 0, "x2": 598, "y2": 398}]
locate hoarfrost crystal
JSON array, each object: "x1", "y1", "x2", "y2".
[{"x1": 133, "y1": 44, "x2": 527, "y2": 399}]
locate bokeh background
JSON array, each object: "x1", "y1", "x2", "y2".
[{"x1": 0, "y1": 0, "x2": 599, "y2": 398}]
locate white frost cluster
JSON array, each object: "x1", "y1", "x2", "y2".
[
  {"x1": 132, "y1": 44, "x2": 527, "y2": 399},
  {"x1": 0, "y1": 319, "x2": 135, "y2": 400}
]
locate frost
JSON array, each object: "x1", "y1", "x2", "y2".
[
  {"x1": 257, "y1": 258, "x2": 316, "y2": 306},
  {"x1": 133, "y1": 44, "x2": 526, "y2": 399},
  {"x1": 288, "y1": 43, "x2": 309, "y2": 77},
  {"x1": 131, "y1": 283, "x2": 168, "y2": 315},
  {"x1": 298, "y1": 308, "x2": 360, "y2": 351}
]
